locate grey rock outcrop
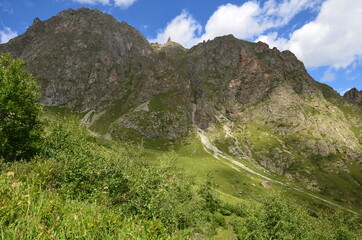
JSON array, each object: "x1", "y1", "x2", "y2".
[
  {"x1": 0, "y1": 8, "x2": 183, "y2": 112},
  {"x1": 344, "y1": 88, "x2": 362, "y2": 103}
]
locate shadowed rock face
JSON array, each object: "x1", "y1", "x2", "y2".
[
  {"x1": 0, "y1": 8, "x2": 183, "y2": 112},
  {"x1": 344, "y1": 88, "x2": 362, "y2": 103},
  {"x1": 1, "y1": 8, "x2": 362, "y2": 207}
]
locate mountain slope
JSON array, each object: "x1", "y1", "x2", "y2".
[
  {"x1": 170, "y1": 35, "x2": 362, "y2": 207},
  {"x1": 1, "y1": 8, "x2": 361, "y2": 210},
  {"x1": 0, "y1": 8, "x2": 192, "y2": 142}
]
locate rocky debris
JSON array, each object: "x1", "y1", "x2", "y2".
[
  {"x1": 134, "y1": 101, "x2": 150, "y2": 112},
  {"x1": 344, "y1": 88, "x2": 362, "y2": 103},
  {"x1": 262, "y1": 181, "x2": 270, "y2": 188}
]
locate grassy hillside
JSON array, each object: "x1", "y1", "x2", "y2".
[{"x1": 1, "y1": 115, "x2": 361, "y2": 239}]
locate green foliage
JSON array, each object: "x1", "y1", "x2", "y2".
[
  {"x1": 148, "y1": 91, "x2": 180, "y2": 112},
  {"x1": 231, "y1": 192, "x2": 362, "y2": 240},
  {"x1": 90, "y1": 97, "x2": 131, "y2": 134},
  {"x1": 0, "y1": 119, "x2": 212, "y2": 237},
  {"x1": 199, "y1": 174, "x2": 221, "y2": 213},
  {"x1": 0, "y1": 53, "x2": 42, "y2": 161},
  {"x1": 0, "y1": 172, "x2": 176, "y2": 239},
  {"x1": 1, "y1": 118, "x2": 361, "y2": 239},
  {"x1": 260, "y1": 193, "x2": 311, "y2": 239},
  {"x1": 255, "y1": 52, "x2": 264, "y2": 60}
]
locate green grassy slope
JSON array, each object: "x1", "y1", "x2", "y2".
[{"x1": 1, "y1": 115, "x2": 361, "y2": 239}]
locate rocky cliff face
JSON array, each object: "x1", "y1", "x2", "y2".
[
  {"x1": 344, "y1": 88, "x2": 362, "y2": 103},
  {"x1": 0, "y1": 8, "x2": 192, "y2": 112},
  {"x1": 1, "y1": 8, "x2": 361, "y2": 207},
  {"x1": 0, "y1": 8, "x2": 192, "y2": 141}
]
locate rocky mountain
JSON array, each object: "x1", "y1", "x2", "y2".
[
  {"x1": 1, "y1": 8, "x2": 361, "y2": 209},
  {"x1": 0, "y1": 8, "x2": 192, "y2": 141},
  {"x1": 344, "y1": 88, "x2": 362, "y2": 104}
]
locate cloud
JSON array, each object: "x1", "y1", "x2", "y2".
[
  {"x1": 0, "y1": 2, "x2": 14, "y2": 14},
  {"x1": 321, "y1": 70, "x2": 336, "y2": 82},
  {"x1": 258, "y1": 0, "x2": 362, "y2": 68},
  {"x1": 263, "y1": 0, "x2": 320, "y2": 25},
  {"x1": 200, "y1": 2, "x2": 262, "y2": 41},
  {"x1": 71, "y1": 0, "x2": 137, "y2": 8},
  {"x1": 256, "y1": 32, "x2": 289, "y2": 51},
  {"x1": 72, "y1": 0, "x2": 110, "y2": 5},
  {"x1": 25, "y1": 1, "x2": 34, "y2": 7},
  {"x1": 0, "y1": 27, "x2": 17, "y2": 44},
  {"x1": 114, "y1": 0, "x2": 137, "y2": 8},
  {"x1": 149, "y1": 10, "x2": 202, "y2": 48},
  {"x1": 200, "y1": 0, "x2": 318, "y2": 41},
  {"x1": 150, "y1": 0, "x2": 316, "y2": 48}
]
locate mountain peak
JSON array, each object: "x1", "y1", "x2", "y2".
[
  {"x1": 167, "y1": 36, "x2": 172, "y2": 44},
  {"x1": 344, "y1": 87, "x2": 362, "y2": 103},
  {"x1": 0, "y1": 8, "x2": 162, "y2": 111},
  {"x1": 56, "y1": 7, "x2": 101, "y2": 17},
  {"x1": 32, "y1": 17, "x2": 42, "y2": 25}
]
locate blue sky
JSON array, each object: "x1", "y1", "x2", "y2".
[{"x1": 1, "y1": 0, "x2": 361, "y2": 95}]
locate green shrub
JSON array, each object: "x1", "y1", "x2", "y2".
[
  {"x1": 199, "y1": 174, "x2": 221, "y2": 213},
  {"x1": 0, "y1": 53, "x2": 42, "y2": 161},
  {"x1": 232, "y1": 192, "x2": 312, "y2": 240},
  {"x1": 41, "y1": 119, "x2": 208, "y2": 232}
]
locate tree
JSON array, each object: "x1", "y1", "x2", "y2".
[{"x1": 0, "y1": 53, "x2": 42, "y2": 161}]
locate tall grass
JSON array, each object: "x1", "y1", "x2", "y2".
[{"x1": 1, "y1": 118, "x2": 361, "y2": 239}]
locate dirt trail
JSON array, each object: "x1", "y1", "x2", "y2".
[{"x1": 191, "y1": 105, "x2": 360, "y2": 215}]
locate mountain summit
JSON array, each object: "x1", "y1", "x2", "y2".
[
  {"x1": 1, "y1": 8, "x2": 181, "y2": 111},
  {"x1": 344, "y1": 88, "x2": 362, "y2": 104},
  {"x1": 1, "y1": 8, "x2": 361, "y2": 209}
]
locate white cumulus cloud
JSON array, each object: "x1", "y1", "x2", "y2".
[
  {"x1": 114, "y1": 0, "x2": 137, "y2": 8},
  {"x1": 149, "y1": 10, "x2": 202, "y2": 48},
  {"x1": 201, "y1": 0, "x2": 318, "y2": 41},
  {"x1": 321, "y1": 70, "x2": 336, "y2": 82},
  {"x1": 150, "y1": 0, "x2": 317, "y2": 48},
  {"x1": 258, "y1": 0, "x2": 362, "y2": 68},
  {"x1": 0, "y1": 27, "x2": 17, "y2": 44},
  {"x1": 200, "y1": 2, "x2": 262, "y2": 41},
  {"x1": 256, "y1": 32, "x2": 288, "y2": 51}
]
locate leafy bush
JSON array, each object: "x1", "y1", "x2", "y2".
[
  {"x1": 232, "y1": 192, "x2": 312, "y2": 239},
  {"x1": 35, "y1": 120, "x2": 212, "y2": 231},
  {"x1": 0, "y1": 53, "x2": 42, "y2": 161}
]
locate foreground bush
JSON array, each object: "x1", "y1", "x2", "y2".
[
  {"x1": 0, "y1": 119, "x2": 211, "y2": 238},
  {"x1": 0, "y1": 53, "x2": 42, "y2": 161}
]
